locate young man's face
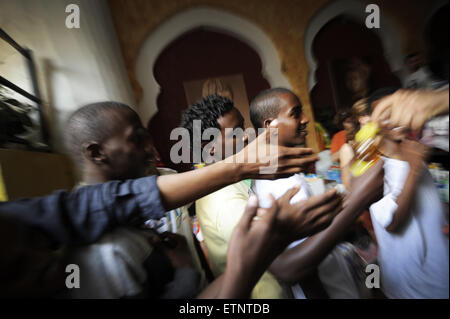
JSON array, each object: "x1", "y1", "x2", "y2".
[
  {"x1": 215, "y1": 107, "x2": 247, "y2": 160},
  {"x1": 272, "y1": 93, "x2": 309, "y2": 147},
  {"x1": 99, "y1": 110, "x2": 155, "y2": 180}
]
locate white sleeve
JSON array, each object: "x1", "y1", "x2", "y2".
[{"x1": 369, "y1": 193, "x2": 398, "y2": 228}]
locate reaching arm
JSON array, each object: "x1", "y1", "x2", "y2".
[
  {"x1": 199, "y1": 186, "x2": 343, "y2": 298},
  {"x1": 0, "y1": 130, "x2": 317, "y2": 245},
  {"x1": 0, "y1": 176, "x2": 165, "y2": 245},
  {"x1": 269, "y1": 161, "x2": 384, "y2": 283},
  {"x1": 157, "y1": 130, "x2": 318, "y2": 210}
]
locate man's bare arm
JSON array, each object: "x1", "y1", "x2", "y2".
[
  {"x1": 157, "y1": 130, "x2": 318, "y2": 210},
  {"x1": 269, "y1": 161, "x2": 384, "y2": 283}
]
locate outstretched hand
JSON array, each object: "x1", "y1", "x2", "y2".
[
  {"x1": 371, "y1": 89, "x2": 449, "y2": 132},
  {"x1": 232, "y1": 124, "x2": 319, "y2": 180},
  {"x1": 218, "y1": 187, "x2": 342, "y2": 298}
]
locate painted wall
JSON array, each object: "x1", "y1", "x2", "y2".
[
  {"x1": 108, "y1": 0, "x2": 443, "y2": 151},
  {"x1": 0, "y1": 0, "x2": 136, "y2": 152}
]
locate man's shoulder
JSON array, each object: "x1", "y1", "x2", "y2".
[
  {"x1": 196, "y1": 181, "x2": 250, "y2": 223},
  {"x1": 198, "y1": 181, "x2": 249, "y2": 202}
]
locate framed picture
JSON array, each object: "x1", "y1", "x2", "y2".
[
  {"x1": 183, "y1": 73, "x2": 252, "y2": 129},
  {"x1": 0, "y1": 28, "x2": 50, "y2": 150},
  {"x1": 329, "y1": 56, "x2": 374, "y2": 110}
]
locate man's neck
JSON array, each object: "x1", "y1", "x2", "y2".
[
  {"x1": 379, "y1": 138, "x2": 402, "y2": 160},
  {"x1": 81, "y1": 166, "x2": 109, "y2": 185}
]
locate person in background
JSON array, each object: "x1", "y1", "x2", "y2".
[
  {"x1": 339, "y1": 99, "x2": 371, "y2": 190},
  {"x1": 330, "y1": 110, "x2": 356, "y2": 163},
  {"x1": 315, "y1": 121, "x2": 331, "y2": 152},
  {"x1": 403, "y1": 52, "x2": 436, "y2": 89}
]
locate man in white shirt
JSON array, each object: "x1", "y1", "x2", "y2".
[{"x1": 250, "y1": 88, "x2": 384, "y2": 298}]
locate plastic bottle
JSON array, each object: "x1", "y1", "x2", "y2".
[{"x1": 350, "y1": 122, "x2": 381, "y2": 177}]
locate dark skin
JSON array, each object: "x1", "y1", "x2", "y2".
[
  {"x1": 268, "y1": 161, "x2": 384, "y2": 283},
  {"x1": 215, "y1": 107, "x2": 248, "y2": 159},
  {"x1": 2, "y1": 104, "x2": 339, "y2": 298},
  {"x1": 81, "y1": 108, "x2": 155, "y2": 184},
  {"x1": 68, "y1": 106, "x2": 336, "y2": 298},
  {"x1": 259, "y1": 92, "x2": 384, "y2": 294},
  {"x1": 194, "y1": 105, "x2": 345, "y2": 298},
  {"x1": 263, "y1": 93, "x2": 309, "y2": 148},
  {"x1": 199, "y1": 186, "x2": 343, "y2": 298}
]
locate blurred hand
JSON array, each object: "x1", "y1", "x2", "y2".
[
  {"x1": 273, "y1": 187, "x2": 343, "y2": 242},
  {"x1": 149, "y1": 232, "x2": 193, "y2": 269},
  {"x1": 227, "y1": 187, "x2": 342, "y2": 273},
  {"x1": 233, "y1": 125, "x2": 319, "y2": 180},
  {"x1": 371, "y1": 89, "x2": 449, "y2": 132},
  {"x1": 221, "y1": 188, "x2": 341, "y2": 298},
  {"x1": 399, "y1": 138, "x2": 430, "y2": 170}
]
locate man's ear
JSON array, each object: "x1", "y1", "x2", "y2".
[
  {"x1": 82, "y1": 142, "x2": 107, "y2": 165},
  {"x1": 263, "y1": 118, "x2": 275, "y2": 129}
]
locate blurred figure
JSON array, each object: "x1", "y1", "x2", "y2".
[
  {"x1": 368, "y1": 91, "x2": 449, "y2": 298},
  {"x1": 403, "y1": 52, "x2": 436, "y2": 89},
  {"x1": 345, "y1": 57, "x2": 373, "y2": 105},
  {"x1": 64, "y1": 102, "x2": 203, "y2": 298},
  {"x1": 338, "y1": 99, "x2": 371, "y2": 190},
  {"x1": 330, "y1": 110, "x2": 356, "y2": 163}
]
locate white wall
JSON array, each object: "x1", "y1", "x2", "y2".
[{"x1": 0, "y1": 0, "x2": 135, "y2": 151}]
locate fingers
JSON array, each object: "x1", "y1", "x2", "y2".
[
  {"x1": 279, "y1": 146, "x2": 315, "y2": 157},
  {"x1": 310, "y1": 195, "x2": 343, "y2": 221},
  {"x1": 261, "y1": 155, "x2": 319, "y2": 180},
  {"x1": 410, "y1": 113, "x2": 426, "y2": 132},
  {"x1": 240, "y1": 195, "x2": 259, "y2": 229},
  {"x1": 278, "y1": 155, "x2": 319, "y2": 170},
  {"x1": 311, "y1": 205, "x2": 339, "y2": 233},
  {"x1": 264, "y1": 194, "x2": 279, "y2": 224},
  {"x1": 299, "y1": 189, "x2": 339, "y2": 212},
  {"x1": 371, "y1": 94, "x2": 394, "y2": 123},
  {"x1": 279, "y1": 186, "x2": 301, "y2": 204}
]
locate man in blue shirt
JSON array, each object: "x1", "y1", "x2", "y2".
[{"x1": 0, "y1": 101, "x2": 347, "y2": 298}]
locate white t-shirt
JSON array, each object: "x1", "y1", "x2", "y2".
[
  {"x1": 254, "y1": 174, "x2": 361, "y2": 299},
  {"x1": 369, "y1": 157, "x2": 449, "y2": 299}
]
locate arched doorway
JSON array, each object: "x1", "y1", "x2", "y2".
[
  {"x1": 309, "y1": 15, "x2": 401, "y2": 135},
  {"x1": 149, "y1": 28, "x2": 270, "y2": 172},
  {"x1": 135, "y1": 7, "x2": 291, "y2": 125}
]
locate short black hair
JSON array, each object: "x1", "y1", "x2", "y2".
[
  {"x1": 180, "y1": 94, "x2": 234, "y2": 148},
  {"x1": 249, "y1": 87, "x2": 296, "y2": 128},
  {"x1": 65, "y1": 101, "x2": 137, "y2": 163}
]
